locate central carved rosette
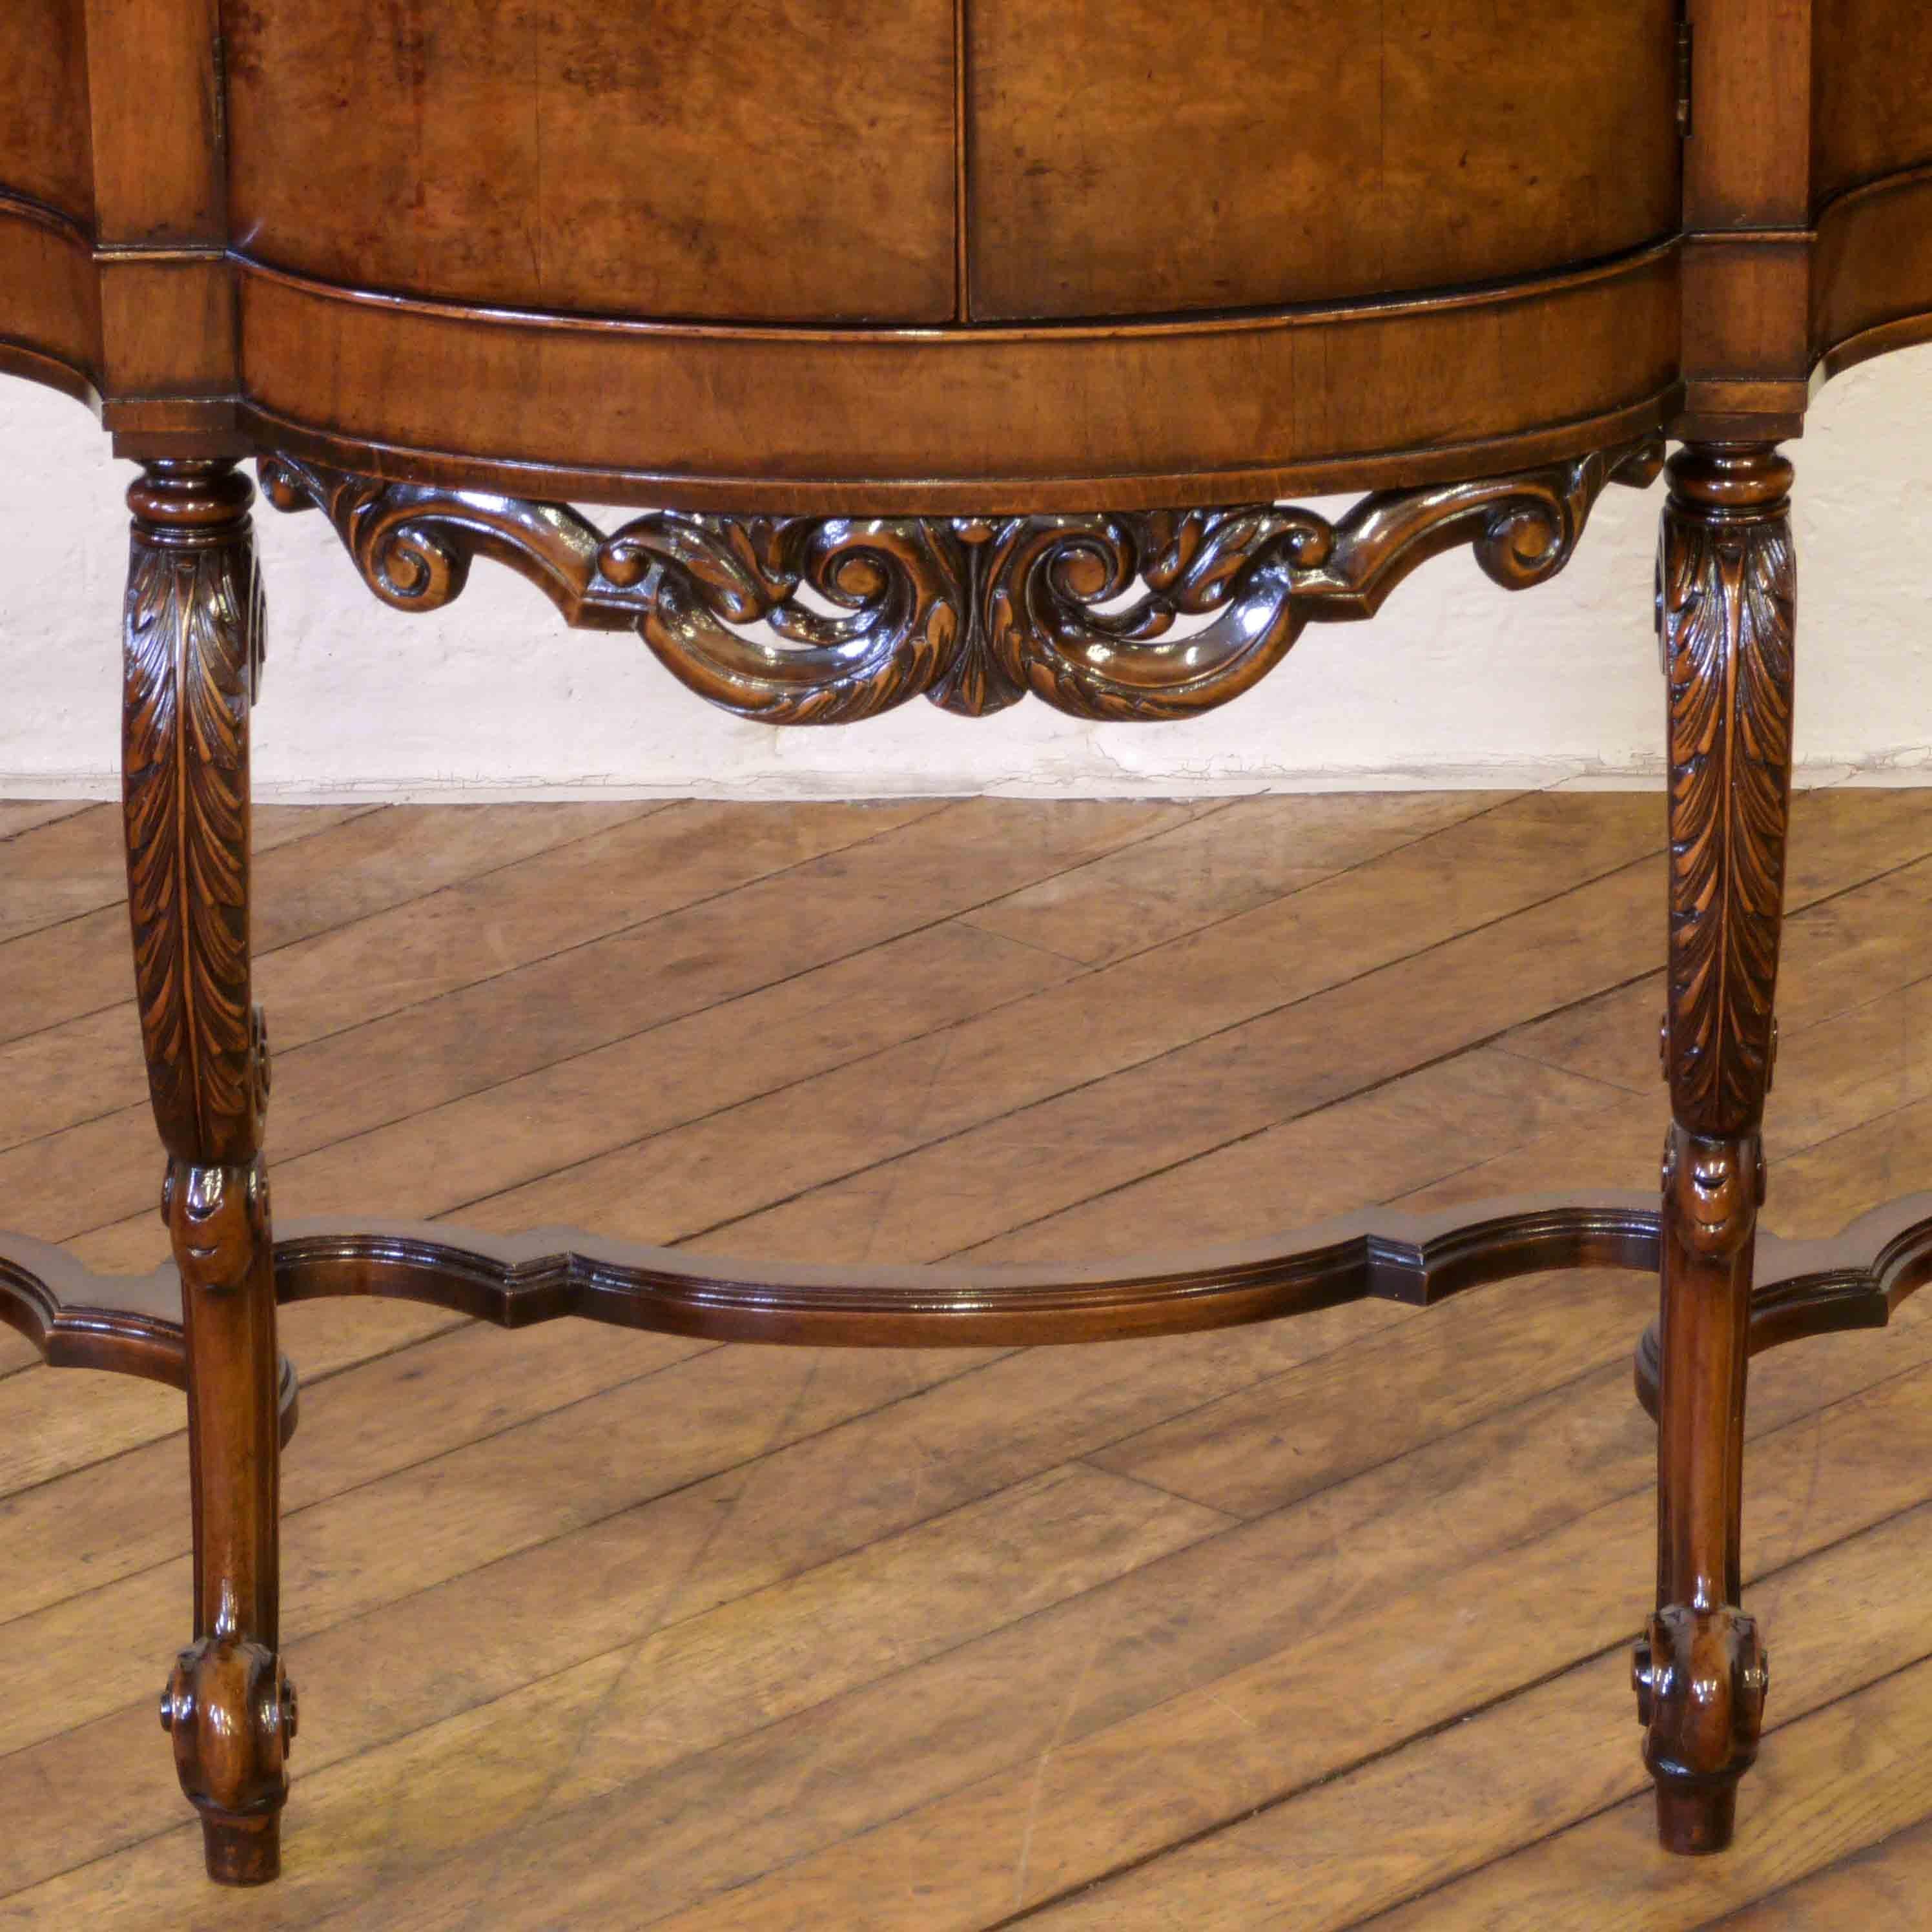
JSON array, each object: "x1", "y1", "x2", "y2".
[{"x1": 259, "y1": 437, "x2": 1660, "y2": 725}]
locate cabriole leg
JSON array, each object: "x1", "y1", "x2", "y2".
[
  {"x1": 1635, "y1": 444, "x2": 1794, "y2": 1854},
  {"x1": 122, "y1": 461, "x2": 294, "y2": 1884}
]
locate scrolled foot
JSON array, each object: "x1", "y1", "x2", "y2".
[
  {"x1": 161, "y1": 1635, "x2": 297, "y2": 1885},
  {"x1": 1634, "y1": 1603, "x2": 1768, "y2": 1855}
]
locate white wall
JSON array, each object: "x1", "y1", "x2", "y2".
[{"x1": 4, "y1": 351, "x2": 1930, "y2": 801}]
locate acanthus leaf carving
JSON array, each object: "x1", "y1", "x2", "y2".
[
  {"x1": 1661, "y1": 451, "x2": 1796, "y2": 1136},
  {"x1": 123, "y1": 469, "x2": 268, "y2": 1165},
  {"x1": 260, "y1": 437, "x2": 1661, "y2": 726}
]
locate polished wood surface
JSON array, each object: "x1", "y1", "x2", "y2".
[
  {"x1": 6, "y1": 795, "x2": 1932, "y2": 1925},
  {"x1": 4, "y1": 0, "x2": 1931, "y2": 1893},
  {"x1": 14, "y1": 1192, "x2": 1932, "y2": 1361},
  {"x1": 252, "y1": 438, "x2": 1659, "y2": 720},
  {"x1": 119, "y1": 460, "x2": 291, "y2": 1882},
  {"x1": 231, "y1": 249, "x2": 1682, "y2": 513},
  {"x1": 0, "y1": 0, "x2": 90, "y2": 221},
  {"x1": 0, "y1": 0, "x2": 99, "y2": 411},
  {"x1": 1811, "y1": 1, "x2": 1932, "y2": 202},
  {"x1": 1639, "y1": 445, "x2": 1797, "y2": 1851},
  {"x1": 223, "y1": 0, "x2": 960, "y2": 325},
  {"x1": 3, "y1": 0, "x2": 1929, "y2": 504},
  {"x1": 965, "y1": 0, "x2": 1681, "y2": 320}
]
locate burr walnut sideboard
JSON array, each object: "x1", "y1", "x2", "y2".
[{"x1": 3, "y1": 0, "x2": 1932, "y2": 1892}]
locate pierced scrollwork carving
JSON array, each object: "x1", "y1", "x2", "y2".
[
  {"x1": 123, "y1": 464, "x2": 269, "y2": 1166},
  {"x1": 260, "y1": 437, "x2": 1661, "y2": 724},
  {"x1": 258, "y1": 457, "x2": 608, "y2": 621},
  {"x1": 1660, "y1": 447, "x2": 1797, "y2": 1136},
  {"x1": 606, "y1": 513, "x2": 978, "y2": 723}
]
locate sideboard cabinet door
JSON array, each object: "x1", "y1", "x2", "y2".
[
  {"x1": 1812, "y1": 0, "x2": 1932, "y2": 204},
  {"x1": 0, "y1": 0, "x2": 99, "y2": 395},
  {"x1": 222, "y1": 0, "x2": 960, "y2": 325},
  {"x1": 0, "y1": 0, "x2": 92, "y2": 224},
  {"x1": 1811, "y1": 1, "x2": 1932, "y2": 371},
  {"x1": 965, "y1": 0, "x2": 1680, "y2": 322}
]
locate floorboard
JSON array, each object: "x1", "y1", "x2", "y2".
[{"x1": 1, "y1": 791, "x2": 1930, "y2": 1929}]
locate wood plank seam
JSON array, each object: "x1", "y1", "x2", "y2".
[
  {"x1": 1492, "y1": 845, "x2": 1932, "y2": 1094},
  {"x1": 0, "y1": 803, "x2": 385, "y2": 955},
  {"x1": 0, "y1": 803, "x2": 100, "y2": 848},
  {"x1": 3, "y1": 799, "x2": 1932, "y2": 1917},
  {"x1": 978, "y1": 1359, "x2": 1932, "y2": 1929},
  {"x1": 273, "y1": 1338, "x2": 1932, "y2": 1929},
  {"x1": 0, "y1": 795, "x2": 952, "y2": 1185},
  {"x1": 1336, "y1": 1617, "x2": 1932, "y2": 1929},
  {"x1": 948, "y1": 842, "x2": 1932, "y2": 1267},
  {"x1": 0, "y1": 799, "x2": 677, "y2": 1052},
  {"x1": 675, "y1": 845, "x2": 1672, "y2": 1253},
  {"x1": 3, "y1": 1279, "x2": 1912, "y2": 1897},
  {"x1": 0, "y1": 1337, "x2": 1005, "y2": 1661},
  {"x1": 19, "y1": 799, "x2": 1917, "y2": 1553},
  {"x1": 3, "y1": 1251, "x2": 1917, "y2": 1917},
  {"x1": 10, "y1": 789, "x2": 1435, "y2": 1246},
  {"x1": 7, "y1": 793, "x2": 1169, "y2": 1237},
  {"x1": 0, "y1": 1280, "x2": 1607, "y2": 1756},
  {"x1": 0, "y1": 1307, "x2": 551, "y2": 1508}
]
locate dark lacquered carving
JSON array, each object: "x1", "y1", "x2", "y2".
[
  {"x1": 122, "y1": 464, "x2": 269, "y2": 1167},
  {"x1": 259, "y1": 440, "x2": 1661, "y2": 724},
  {"x1": 1643, "y1": 443, "x2": 1797, "y2": 1856},
  {"x1": 1661, "y1": 447, "x2": 1797, "y2": 1139},
  {"x1": 121, "y1": 462, "x2": 294, "y2": 1887},
  {"x1": 16, "y1": 1177, "x2": 1932, "y2": 1412},
  {"x1": 159, "y1": 1153, "x2": 291, "y2": 1885}
]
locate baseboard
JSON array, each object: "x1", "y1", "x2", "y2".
[{"x1": 3, "y1": 757, "x2": 1927, "y2": 805}]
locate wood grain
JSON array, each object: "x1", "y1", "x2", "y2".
[
  {"x1": 223, "y1": 0, "x2": 960, "y2": 324},
  {"x1": 966, "y1": 0, "x2": 1679, "y2": 321},
  {"x1": 4, "y1": 794, "x2": 1932, "y2": 1923},
  {"x1": 7, "y1": 0, "x2": 1932, "y2": 488},
  {"x1": 6, "y1": 8, "x2": 1932, "y2": 1900},
  {"x1": 0, "y1": 198, "x2": 101, "y2": 399},
  {"x1": 255, "y1": 441, "x2": 1658, "y2": 724},
  {"x1": 0, "y1": 0, "x2": 92, "y2": 221},
  {"x1": 232, "y1": 251, "x2": 1683, "y2": 513}
]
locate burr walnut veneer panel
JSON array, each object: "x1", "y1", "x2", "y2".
[
  {"x1": 967, "y1": 0, "x2": 1681, "y2": 321},
  {"x1": 1812, "y1": 1, "x2": 1932, "y2": 205},
  {"x1": 221, "y1": 0, "x2": 960, "y2": 325},
  {"x1": 0, "y1": 0, "x2": 93, "y2": 223},
  {"x1": 0, "y1": 205, "x2": 101, "y2": 405}
]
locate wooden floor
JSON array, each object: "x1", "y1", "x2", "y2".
[{"x1": 5, "y1": 789, "x2": 1932, "y2": 1928}]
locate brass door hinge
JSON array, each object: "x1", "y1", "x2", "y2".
[{"x1": 1676, "y1": 20, "x2": 1694, "y2": 138}]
